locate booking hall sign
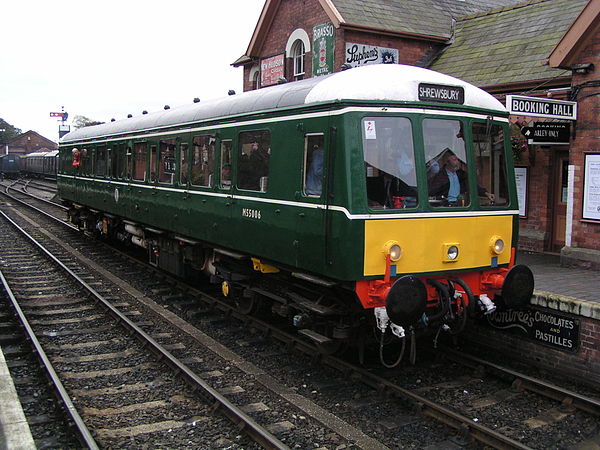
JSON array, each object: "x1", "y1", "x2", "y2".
[{"x1": 484, "y1": 307, "x2": 580, "y2": 352}]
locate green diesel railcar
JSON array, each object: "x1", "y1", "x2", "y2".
[{"x1": 59, "y1": 64, "x2": 533, "y2": 361}]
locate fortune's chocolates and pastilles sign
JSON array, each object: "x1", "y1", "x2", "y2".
[{"x1": 484, "y1": 307, "x2": 580, "y2": 352}]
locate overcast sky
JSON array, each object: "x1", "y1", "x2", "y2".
[{"x1": 1, "y1": 0, "x2": 265, "y2": 143}]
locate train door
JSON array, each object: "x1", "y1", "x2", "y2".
[
  {"x1": 227, "y1": 127, "x2": 271, "y2": 258},
  {"x1": 129, "y1": 141, "x2": 156, "y2": 225},
  {"x1": 550, "y1": 150, "x2": 569, "y2": 252},
  {"x1": 187, "y1": 132, "x2": 232, "y2": 245},
  {"x1": 213, "y1": 134, "x2": 236, "y2": 247},
  {"x1": 295, "y1": 130, "x2": 328, "y2": 268}
]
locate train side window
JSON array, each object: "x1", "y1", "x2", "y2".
[
  {"x1": 424, "y1": 118, "x2": 470, "y2": 207},
  {"x1": 113, "y1": 145, "x2": 120, "y2": 178},
  {"x1": 179, "y1": 142, "x2": 189, "y2": 185},
  {"x1": 191, "y1": 135, "x2": 215, "y2": 187},
  {"x1": 150, "y1": 145, "x2": 157, "y2": 182},
  {"x1": 238, "y1": 130, "x2": 270, "y2": 192},
  {"x1": 95, "y1": 146, "x2": 107, "y2": 177},
  {"x1": 124, "y1": 146, "x2": 132, "y2": 180},
  {"x1": 80, "y1": 148, "x2": 90, "y2": 175},
  {"x1": 303, "y1": 133, "x2": 325, "y2": 196},
  {"x1": 116, "y1": 143, "x2": 129, "y2": 179},
  {"x1": 362, "y1": 117, "x2": 418, "y2": 209},
  {"x1": 159, "y1": 139, "x2": 176, "y2": 184},
  {"x1": 220, "y1": 140, "x2": 232, "y2": 189},
  {"x1": 107, "y1": 148, "x2": 113, "y2": 177},
  {"x1": 133, "y1": 143, "x2": 147, "y2": 181},
  {"x1": 472, "y1": 123, "x2": 508, "y2": 206}
]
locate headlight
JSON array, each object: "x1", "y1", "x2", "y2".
[
  {"x1": 389, "y1": 244, "x2": 402, "y2": 261},
  {"x1": 490, "y1": 236, "x2": 505, "y2": 254},
  {"x1": 383, "y1": 241, "x2": 402, "y2": 262},
  {"x1": 447, "y1": 245, "x2": 459, "y2": 260}
]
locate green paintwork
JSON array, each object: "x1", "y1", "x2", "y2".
[{"x1": 59, "y1": 99, "x2": 517, "y2": 282}]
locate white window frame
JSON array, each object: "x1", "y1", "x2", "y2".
[
  {"x1": 291, "y1": 40, "x2": 306, "y2": 77},
  {"x1": 248, "y1": 65, "x2": 260, "y2": 90},
  {"x1": 285, "y1": 28, "x2": 310, "y2": 78}
]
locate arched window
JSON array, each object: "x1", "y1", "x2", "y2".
[
  {"x1": 248, "y1": 65, "x2": 260, "y2": 90},
  {"x1": 291, "y1": 40, "x2": 305, "y2": 78},
  {"x1": 285, "y1": 28, "x2": 310, "y2": 81}
]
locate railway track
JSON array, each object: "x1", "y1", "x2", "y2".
[
  {"x1": 0, "y1": 208, "x2": 290, "y2": 448},
  {"x1": 1, "y1": 187, "x2": 599, "y2": 449},
  {"x1": 9, "y1": 178, "x2": 58, "y2": 195}
]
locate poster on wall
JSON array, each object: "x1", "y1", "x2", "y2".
[
  {"x1": 583, "y1": 153, "x2": 600, "y2": 221},
  {"x1": 344, "y1": 43, "x2": 398, "y2": 68},
  {"x1": 312, "y1": 22, "x2": 335, "y2": 77},
  {"x1": 260, "y1": 54, "x2": 285, "y2": 87},
  {"x1": 514, "y1": 167, "x2": 528, "y2": 217},
  {"x1": 484, "y1": 307, "x2": 579, "y2": 353}
]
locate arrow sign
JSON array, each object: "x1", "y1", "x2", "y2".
[
  {"x1": 521, "y1": 127, "x2": 534, "y2": 137},
  {"x1": 50, "y1": 112, "x2": 64, "y2": 117}
]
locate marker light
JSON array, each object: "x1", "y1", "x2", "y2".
[
  {"x1": 443, "y1": 243, "x2": 460, "y2": 262},
  {"x1": 447, "y1": 245, "x2": 459, "y2": 260}
]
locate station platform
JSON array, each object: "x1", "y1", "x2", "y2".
[
  {"x1": 0, "y1": 347, "x2": 35, "y2": 449},
  {"x1": 517, "y1": 251, "x2": 600, "y2": 318}
]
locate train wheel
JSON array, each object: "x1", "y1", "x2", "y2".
[
  {"x1": 317, "y1": 339, "x2": 341, "y2": 355},
  {"x1": 222, "y1": 283, "x2": 260, "y2": 315}
]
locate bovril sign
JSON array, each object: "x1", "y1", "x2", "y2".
[{"x1": 484, "y1": 307, "x2": 579, "y2": 352}]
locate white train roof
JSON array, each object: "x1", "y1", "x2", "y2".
[
  {"x1": 22, "y1": 150, "x2": 58, "y2": 157},
  {"x1": 61, "y1": 64, "x2": 506, "y2": 143}
]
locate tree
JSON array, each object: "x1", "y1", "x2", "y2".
[
  {"x1": 0, "y1": 118, "x2": 22, "y2": 143},
  {"x1": 72, "y1": 115, "x2": 105, "y2": 129}
]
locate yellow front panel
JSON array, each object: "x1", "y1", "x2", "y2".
[{"x1": 364, "y1": 215, "x2": 513, "y2": 276}]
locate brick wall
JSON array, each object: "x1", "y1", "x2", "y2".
[
  {"x1": 517, "y1": 145, "x2": 554, "y2": 252},
  {"x1": 567, "y1": 30, "x2": 600, "y2": 261},
  {"x1": 9, "y1": 131, "x2": 57, "y2": 156},
  {"x1": 243, "y1": 0, "x2": 330, "y2": 91},
  {"x1": 338, "y1": 30, "x2": 435, "y2": 70},
  {"x1": 463, "y1": 314, "x2": 600, "y2": 386},
  {"x1": 242, "y1": 0, "x2": 439, "y2": 92}
]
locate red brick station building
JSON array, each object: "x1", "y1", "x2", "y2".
[
  {"x1": 233, "y1": 0, "x2": 600, "y2": 268},
  {"x1": 5, "y1": 130, "x2": 57, "y2": 156}
]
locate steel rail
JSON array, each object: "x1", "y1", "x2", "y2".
[
  {"x1": 0, "y1": 209, "x2": 289, "y2": 450},
  {"x1": 2, "y1": 186, "x2": 532, "y2": 449},
  {"x1": 4, "y1": 181, "x2": 67, "y2": 210},
  {"x1": 152, "y1": 280, "x2": 533, "y2": 449},
  {"x1": 0, "y1": 261, "x2": 99, "y2": 449},
  {"x1": 442, "y1": 347, "x2": 600, "y2": 416},
  {"x1": 68, "y1": 243, "x2": 534, "y2": 449},
  {"x1": 22, "y1": 178, "x2": 59, "y2": 193},
  {"x1": 0, "y1": 188, "x2": 77, "y2": 230}
]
